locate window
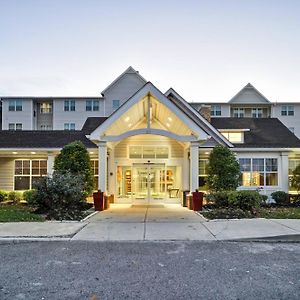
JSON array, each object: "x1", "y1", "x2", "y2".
[
  {"x1": 112, "y1": 100, "x2": 120, "y2": 110},
  {"x1": 281, "y1": 105, "x2": 294, "y2": 116},
  {"x1": 8, "y1": 123, "x2": 22, "y2": 131},
  {"x1": 239, "y1": 158, "x2": 278, "y2": 187},
  {"x1": 221, "y1": 131, "x2": 243, "y2": 143},
  {"x1": 91, "y1": 160, "x2": 99, "y2": 190},
  {"x1": 8, "y1": 100, "x2": 22, "y2": 111},
  {"x1": 199, "y1": 159, "x2": 209, "y2": 189},
  {"x1": 252, "y1": 108, "x2": 263, "y2": 118},
  {"x1": 86, "y1": 100, "x2": 99, "y2": 111},
  {"x1": 64, "y1": 100, "x2": 75, "y2": 111},
  {"x1": 40, "y1": 102, "x2": 52, "y2": 114},
  {"x1": 233, "y1": 108, "x2": 244, "y2": 118},
  {"x1": 64, "y1": 123, "x2": 75, "y2": 130},
  {"x1": 211, "y1": 105, "x2": 221, "y2": 116},
  {"x1": 289, "y1": 159, "x2": 300, "y2": 190},
  {"x1": 129, "y1": 146, "x2": 169, "y2": 159},
  {"x1": 14, "y1": 160, "x2": 47, "y2": 190},
  {"x1": 40, "y1": 124, "x2": 52, "y2": 130}
]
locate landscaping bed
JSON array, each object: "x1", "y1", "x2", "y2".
[{"x1": 0, "y1": 204, "x2": 45, "y2": 222}]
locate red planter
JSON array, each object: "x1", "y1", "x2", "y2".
[
  {"x1": 93, "y1": 191, "x2": 104, "y2": 211},
  {"x1": 192, "y1": 192, "x2": 204, "y2": 211}
]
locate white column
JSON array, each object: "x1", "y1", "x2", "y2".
[
  {"x1": 182, "y1": 147, "x2": 190, "y2": 191},
  {"x1": 98, "y1": 142, "x2": 107, "y2": 193},
  {"x1": 107, "y1": 147, "x2": 115, "y2": 195},
  {"x1": 190, "y1": 142, "x2": 199, "y2": 192},
  {"x1": 47, "y1": 153, "x2": 55, "y2": 176},
  {"x1": 280, "y1": 152, "x2": 289, "y2": 192}
]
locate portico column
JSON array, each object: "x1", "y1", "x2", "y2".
[
  {"x1": 190, "y1": 142, "x2": 199, "y2": 192},
  {"x1": 280, "y1": 152, "x2": 289, "y2": 192},
  {"x1": 98, "y1": 141, "x2": 107, "y2": 193},
  {"x1": 47, "y1": 153, "x2": 55, "y2": 176}
]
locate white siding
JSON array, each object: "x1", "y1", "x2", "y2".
[
  {"x1": 2, "y1": 99, "x2": 34, "y2": 130},
  {"x1": 271, "y1": 103, "x2": 300, "y2": 139},
  {"x1": 230, "y1": 89, "x2": 270, "y2": 104},
  {"x1": 52, "y1": 99, "x2": 105, "y2": 130},
  {"x1": 103, "y1": 73, "x2": 146, "y2": 116},
  {"x1": 0, "y1": 158, "x2": 14, "y2": 190}
]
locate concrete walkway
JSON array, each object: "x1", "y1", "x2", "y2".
[
  {"x1": 72, "y1": 204, "x2": 300, "y2": 241},
  {"x1": 1, "y1": 204, "x2": 300, "y2": 241}
]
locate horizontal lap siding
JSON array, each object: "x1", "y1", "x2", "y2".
[
  {"x1": 114, "y1": 135, "x2": 183, "y2": 158},
  {"x1": 0, "y1": 158, "x2": 14, "y2": 190}
]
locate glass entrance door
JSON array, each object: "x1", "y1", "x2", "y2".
[{"x1": 132, "y1": 164, "x2": 166, "y2": 203}]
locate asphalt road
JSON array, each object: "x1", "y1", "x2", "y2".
[{"x1": 0, "y1": 241, "x2": 299, "y2": 300}]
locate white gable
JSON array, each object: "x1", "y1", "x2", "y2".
[{"x1": 229, "y1": 83, "x2": 271, "y2": 104}]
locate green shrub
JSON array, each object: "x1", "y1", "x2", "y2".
[
  {"x1": 228, "y1": 190, "x2": 262, "y2": 211},
  {"x1": 32, "y1": 171, "x2": 87, "y2": 220},
  {"x1": 23, "y1": 190, "x2": 37, "y2": 206},
  {"x1": 7, "y1": 191, "x2": 23, "y2": 204},
  {"x1": 202, "y1": 208, "x2": 253, "y2": 219},
  {"x1": 0, "y1": 190, "x2": 8, "y2": 202},
  {"x1": 206, "y1": 191, "x2": 230, "y2": 208},
  {"x1": 271, "y1": 191, "x2": 290, "y2": 206}
]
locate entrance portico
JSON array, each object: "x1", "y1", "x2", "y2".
[{"x1": 89, "y1": 82, "x2": 231, "y2": 203}]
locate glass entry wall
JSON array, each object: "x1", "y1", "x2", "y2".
[{"x1": 116, "y1": 164, "x2": 180, "y2": 203}]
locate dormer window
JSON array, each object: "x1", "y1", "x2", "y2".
[{"x1": 220, "y1": 131, "x2": 244, "y2": 143}]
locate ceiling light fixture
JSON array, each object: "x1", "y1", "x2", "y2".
[
  {"x1": 124, "y1": 117, "x2": 130, "y2": 122},
  {"x1": 12, "y1": 151, "x2": 18, "y2": 154},
  {"x1": 128, "y1": 123, "x2": 132, "y2": 128},
  {"x1": 31, "y1": 152, "x2": 36, "y2": 155},
  {"x1": 168, "y1": 117, "x2": 172, "y2": 122},
  {"x1": 166, "y1": 123, "x2": 170, "y2": 127}
]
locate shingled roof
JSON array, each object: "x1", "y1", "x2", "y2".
[
  {"x1": 81, "y1": 117, "x2": 108, "y2": 134},
  {"x1": 0, "y1": 130, "x2": 97, "y2": 148},
  {"x1": 211, "y1": 117, "x2": 300, "y2": 148}
]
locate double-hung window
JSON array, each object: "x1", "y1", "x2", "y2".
[
  {"x1": 64, "y1": 100, "x2": 76, "y2": 111},
  {"x1": 233, "y1": 108, "x2": 244, "y2": 118},
  {"x1": 9, "y1": 100, "x2": 23, "y2": 111},
  {"x1": 199, "y1": 159, "x2": 209, "y2": 189},
  {"x1": 252, "y1": 108, "x2": 263, "y2": 118},
  {"x1": 86, "y1": 100, "x2": 99, "y2": 111},
  {"x1": 64, "y1": 123, "x2": 75, "y2": 130},
  {"x1": 8, "y1": 123, "x2": 22, "y2": 131},
  {"x1": 40, "y1": 102, "x2": 52, "y2": 114},
  {"x1": 211, "y1": 105, "x2": 221, "y2": 116},
  {"x1": 281, "y1": 105, "x2": 294, "y2": 116},
  {"x1": 112, "y1": 100, "x2": 120, "y2": 110},
  {"x1": 91, "y1": 160, "x2": 99, "y2": 190},
  {"x1": 239, "y1": 158, "x2": 278, "y2": 187}
]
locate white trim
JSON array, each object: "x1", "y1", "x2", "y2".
[
  {"x1": 101, "y1": 66, "x2": 147, "y2": 95},
  {"x1": 165, "y1": 88, "x2": 233, "y2": 147},
  {"x1": 101, "y1": 128, "x2": 198, "y2": 142}
]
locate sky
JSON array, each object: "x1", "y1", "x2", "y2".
[{"x1": 0, "y1": 0, "x2": 300, "y2": 102}]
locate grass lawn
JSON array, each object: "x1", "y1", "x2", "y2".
[
  {"x1": 257, "y1": 207, "x2": 300, "y2": 219},
  {"x1": 0, "y1": 204, "x2": 45, "y2": 222},
  {"x1": 202, "y1": 206, "x2": 300, "y2": 220}
]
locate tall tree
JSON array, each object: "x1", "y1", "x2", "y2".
[{"x1": 206, "y1": 145, "x2": 240, "y2": 192}]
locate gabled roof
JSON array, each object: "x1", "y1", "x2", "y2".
[
  {"x1": 211, "y1": 117, "x2": 300, "y2": 148},
  {"x1": 101, "y1": 66, "x2": 147, "y2": 95},
  {"x1": 90, "y1": 83, "x2": 232, "y2": 146},
  {"x1": 229, "y1": 83, "x2": 271, "y2": 104},
  {"x1": 0, "y1": 131, "x2": 97, "y2": 149}
]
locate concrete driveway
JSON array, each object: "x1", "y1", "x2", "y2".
[{"x1": 72, "y1": 204, "x2": 212, "y2": 241}]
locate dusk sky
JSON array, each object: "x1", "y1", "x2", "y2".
[{"x1": 0, "y1": 0, "x2": 299, "y2": 102}]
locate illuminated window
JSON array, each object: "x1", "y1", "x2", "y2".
[
  {"x1": 239, "y1": 158, "x2": 278, "y2": 187},
  {"x1": 221, "y1": 131, "x2": 243, "y2": 143},
  {"x1": 129, "y1": 146, "x2": 169, "y2": 159},
  {"x1": 40, "y1": 103, "x2": 52, "y2": 114}
]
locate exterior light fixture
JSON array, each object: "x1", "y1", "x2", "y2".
[
  {"x1": 31, "y1": 152, "x2": 36, "y2": 154},
  {"x1": 168, "y1": 117, "x2": 172, "y2": 122},
  {"x1": 128, "y1": 123, "x2": 132, "y2": 128},
  {"x1": 166, "y1": 123, "x2": 170, "y2": 127},
  {"x1": 12, "y1": 152, "x2": 18, "y2": 154},
  {"x1": 124, "y1": 117, "x2": 130, "y2": 122},
  {"x1": 90, "y1": 152, "x2": 94, "y2": 154}
]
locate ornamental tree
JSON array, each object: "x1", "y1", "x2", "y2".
[
  {"x1": 206, "y1": 145, "x2": 241, "y2": 192},
  {"x1": 54, "y1": 141, "x2": 94, "y2": 195}
]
